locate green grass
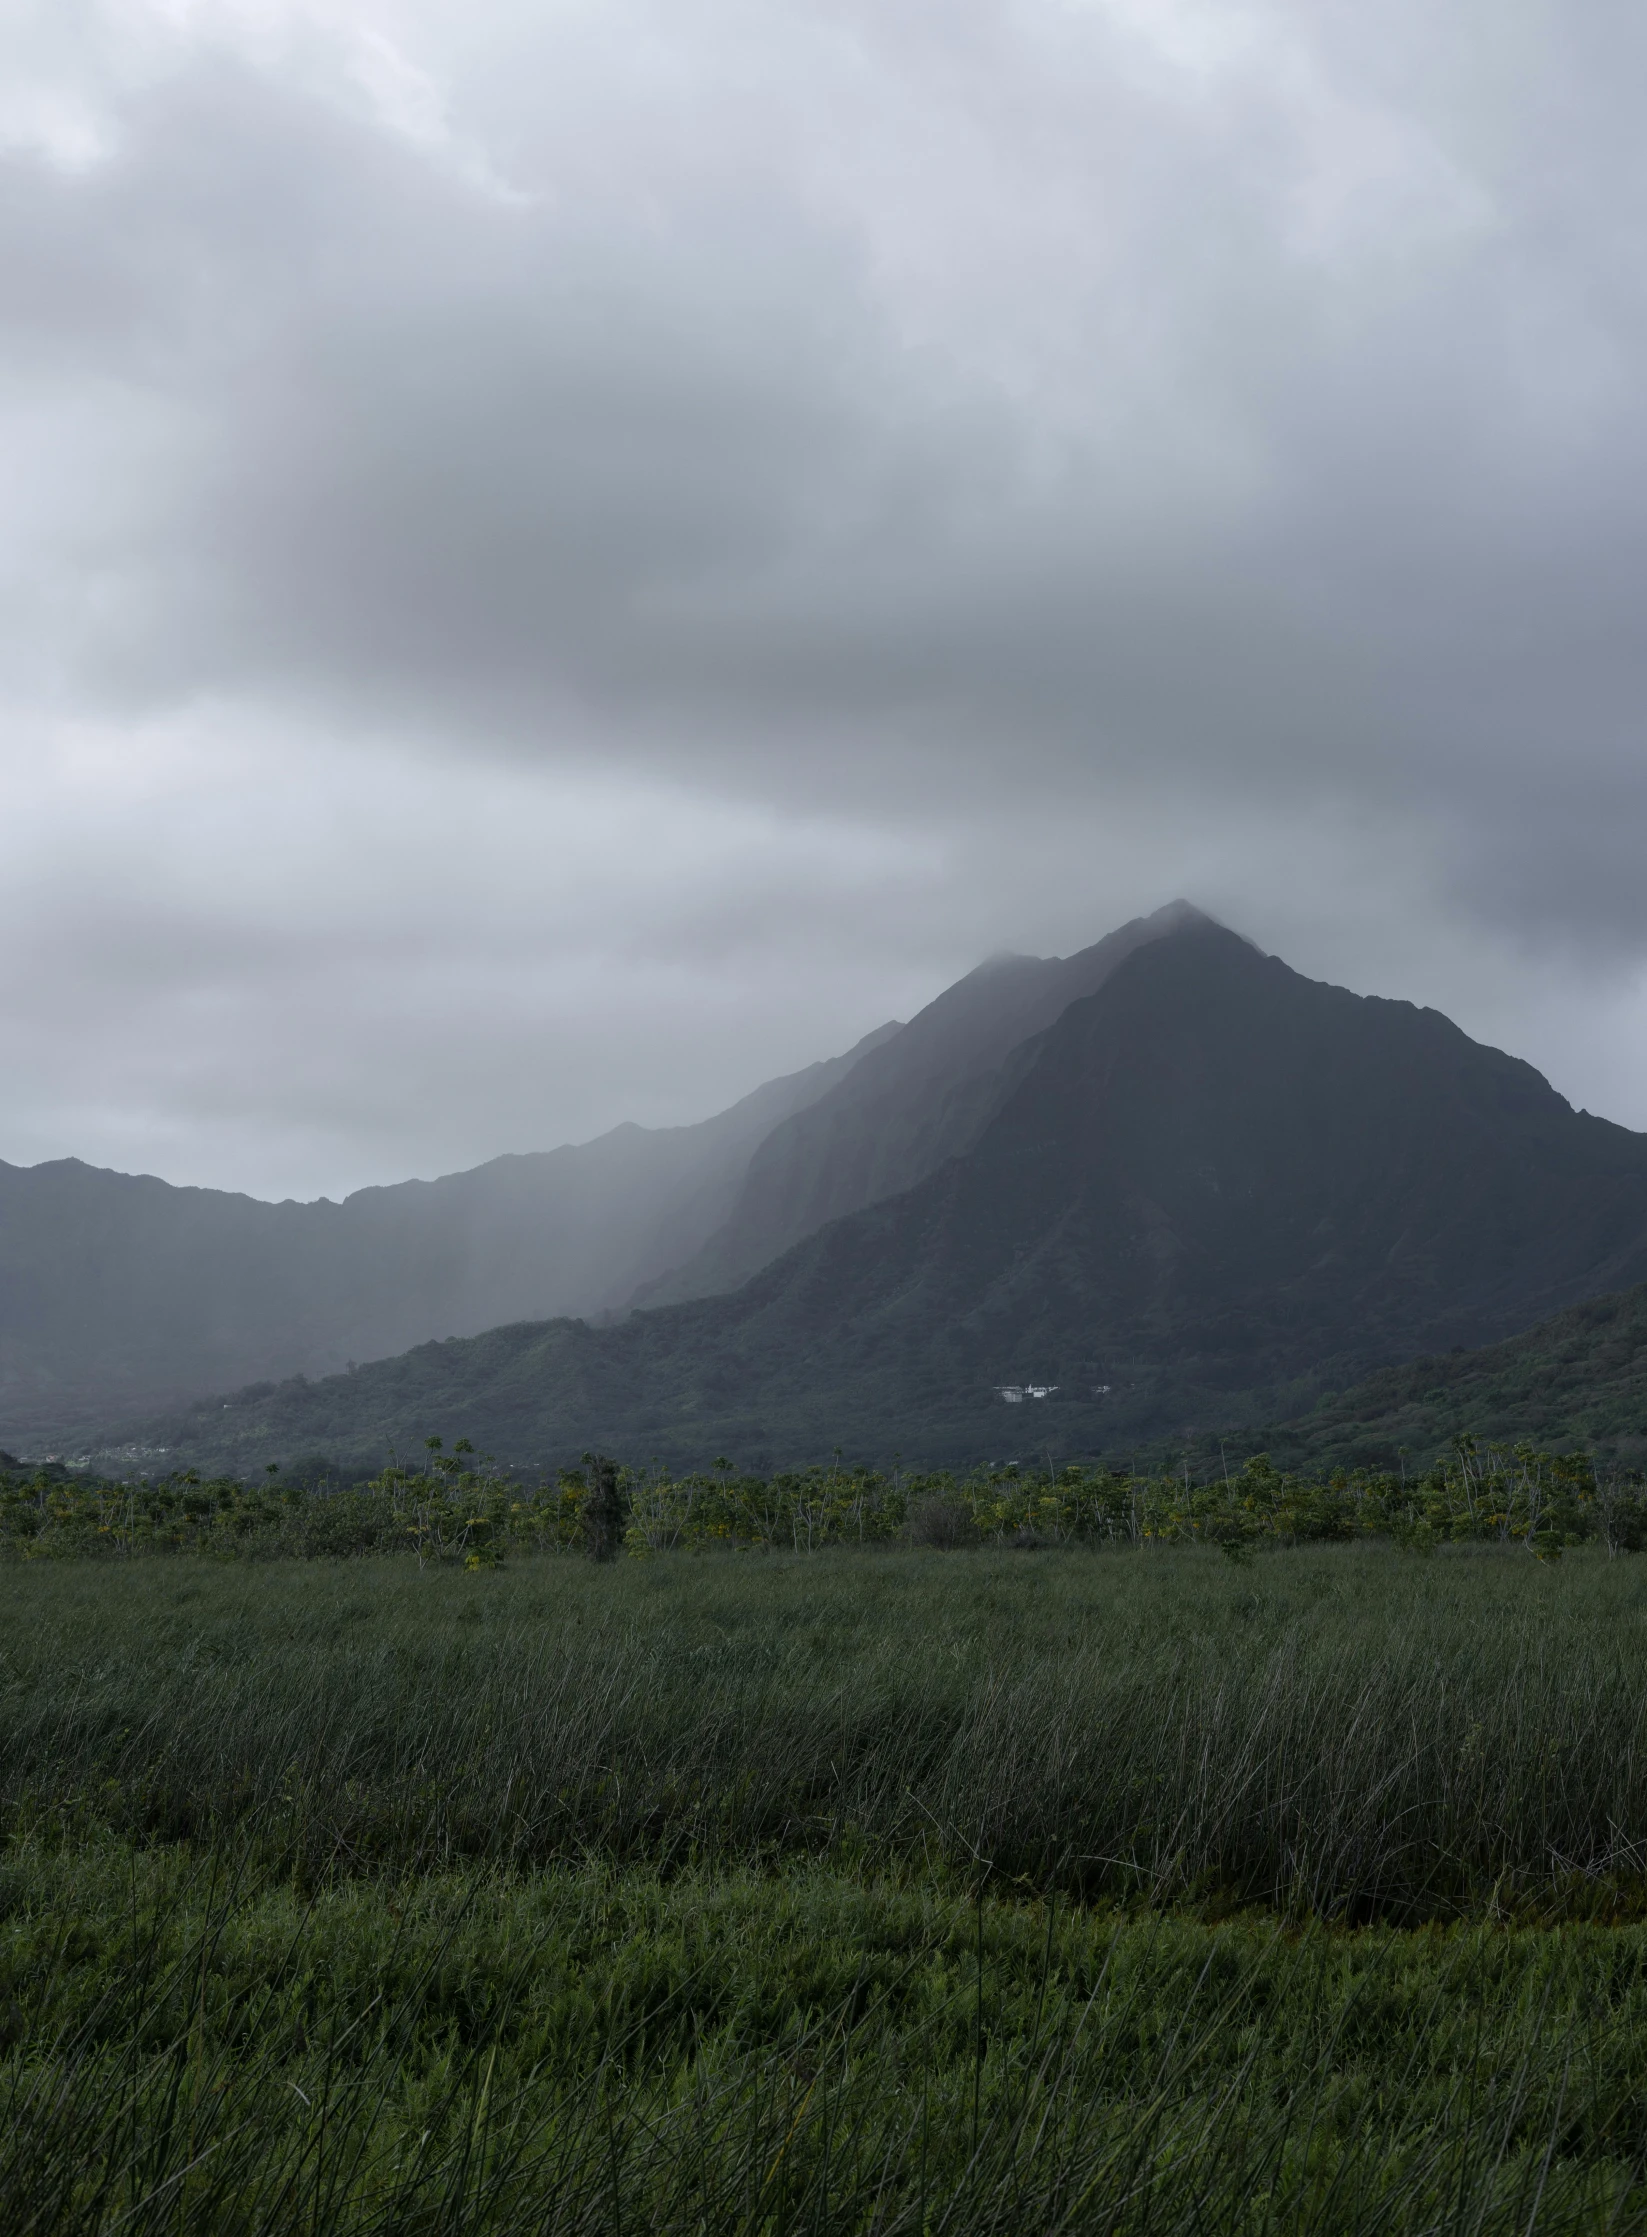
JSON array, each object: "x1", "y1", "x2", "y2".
[
  {"x1": 11, "y1": 1543, "x2": 1647, "y2": 2230},
  {"x1": 9, "y1": 1841, "x2": 1647, "y2": 2233},
  {"x1": 9, "y1": 1543, "x2": 1647, "y2": 1916}
]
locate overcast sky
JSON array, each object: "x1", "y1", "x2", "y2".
[{"x1": 4, "y1": 0, "x2": 1646, "y2": 1201}]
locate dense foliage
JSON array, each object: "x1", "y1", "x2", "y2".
[
  {"x1": 5, "y1": 1435, "x2": 1643, "y2": 1563},
  {"x1": 1223, "y1": 1282, "x2": 1647, "y2": 1478}
]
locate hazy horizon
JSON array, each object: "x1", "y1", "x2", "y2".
[{"x1": 6, "y1": 2, "x2": 1646, "y2": 1200}]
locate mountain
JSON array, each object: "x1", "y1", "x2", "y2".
[
  {"x1": 119, "y1": 915, "x2": 1647, "y2": 1476},
  {"x1": 0, "y1": 1023, "x2": 897, "y2": 1442},
  {"x1": 0, "y1": 902, "x2": 1199, "y2": 1447},
  {"x1": 633, "y1": 901, "x2": 1199, "y2": 1306},
  {"x1": 1211, "y1": 1284, "x2": 1647, "y2": 1477}
]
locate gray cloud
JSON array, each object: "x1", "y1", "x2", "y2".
[{"x1": 4, "y1": 0, "x2": 1647, "y2": 1197}]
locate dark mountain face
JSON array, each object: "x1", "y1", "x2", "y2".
[
  {"x1": 134, "y1": 919, "x2": 1647, "y2": 1476},
  {"x1": 841, "y1": 920, "x2": 1647, "y2": 1385},
  {"x1": 635, "y1": 901, "x2": 1203, "y2": 1306},
  {"x1": 0, "y1": 1023, "x2": 898, "y2": 1441}
]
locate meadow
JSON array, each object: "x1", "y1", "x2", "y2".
[{"x1": 10, "y1": 1541, "x2": 1647, "y2": 2229}]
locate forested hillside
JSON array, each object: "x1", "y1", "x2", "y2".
[{"x1": 1221, "y1": 1284, "x2": 1647, "y2": 1475}]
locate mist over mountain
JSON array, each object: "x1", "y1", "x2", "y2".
[
  {"x1": 0, "y1": 1023, "x2": 897, "y2": 1441},
  {"x1": 635, "y1": 902, "x2": 1199, "y2": 1308},
  {"x1": 0, "y1": 903, "x2": 1197, "y2": 1448},
  {"x1": 123, "y1": 914, "x2": 1647, "y2": 1476}
]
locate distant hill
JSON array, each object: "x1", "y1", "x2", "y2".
[
  {"x1": 0, "y1": 1023, "x2": 897, "y2": 1441},
  {"x1": 116, "y1": 918, "x2": 1647, "y2": 1477},
  {"x1": 1218, "y1": 1286, "x2": 1647, "y2": 1477}
]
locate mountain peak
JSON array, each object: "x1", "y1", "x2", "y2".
[
  {"x1": 631, "y1": 902, "x2": 1234, "y2": 1310},
  {"x1": 1121, "y1": 898, "x2": 1225, "y2": 943}
]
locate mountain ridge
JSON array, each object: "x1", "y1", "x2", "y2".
[
  {"x1": 0, "y1": 904, "x2": 1216, "y2": 1444},
  {"x1": 0, "y1": 1020, "x2": 900, "y2": 1438},
  {"x1": 106, "y1": 916, "x2": 1647, "y2": 1475}
]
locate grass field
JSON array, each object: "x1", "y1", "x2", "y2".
[{"x1": 10, "y1": 1543, "x2": 1647, "y2": 2230}]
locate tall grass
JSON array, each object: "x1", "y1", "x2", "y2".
[
  {"x1": 7, "y1": 1841, "x2": 1647, "y2": 2233},
  {"x1": 7, "y1": 1543, "x2": 1647, "y2": 1918}
]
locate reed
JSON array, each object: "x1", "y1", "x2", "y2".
[
  {"x1": 11, "y1": 1543, "x2": 1647, "y2": 2229},
  {"x1": 6, "y1": 1542, "x2": 1647, "y2": 1916}
]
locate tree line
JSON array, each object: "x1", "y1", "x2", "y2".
[{"x1": 2, "y1": 1434, "x2": 1642, "y2": 1562}]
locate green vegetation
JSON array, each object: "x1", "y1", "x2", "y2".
[
  {"x1": 12, "y1": 1541, "x2": 1647, "y2": 1916},
  {"x1": 7, "y1": 1435, "x2": 1644, "y2": 1563},
  {"x1": 1229, "y1": 1285, "x2": 1647, "y2": 1477},
  {"x1": 12, "y1": 1841, "x2": 1647, "y2": 2235},
  {"x1": 13, "y1": 1542, "x2": 1647, "y2": 2228}
]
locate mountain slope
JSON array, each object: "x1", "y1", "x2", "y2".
[
  {"x1": 0, "y1": 1023, "x2": 897, "y2": 1439},
  {"x1": 126, "y1": 918, "x2": 1647, "y2": 1475},
  {"x1": 1217, "y1": 1285, "x2": 1647, "y2": 1476},
  {"x1": 634, "y1": 901, "x2": 1201, "y2": 1305}
]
